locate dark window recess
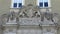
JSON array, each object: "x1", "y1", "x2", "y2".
[
  {"x1": 13, "y1": 3, "x2": 17, "y2": 7},
  {"x1": 44, "y1": 2, "x2": 48, "y2": 7},
  {"x1": 39, "y1": 2, "x2": 43, "y2": 7},
  {"x1": 18, "y1": 3, "x2": 22, "y2": 7}
]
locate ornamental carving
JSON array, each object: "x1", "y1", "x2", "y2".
[{"x1": 1, "y1": 5, "x2": 59, "y2": 25}]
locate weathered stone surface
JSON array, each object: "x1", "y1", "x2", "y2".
[
  {"x1": 17, "y1": 29, "x2": 42, "y2": 34},
  {"x1": 1, "y1": 5, "x2": 59, "y2": 34},
  {"x1": 3, "y1": 27, "x2": 57, "y2": 34},
  {"x1": 19, "y1": 18, "x2": 54, "y2": 25}
]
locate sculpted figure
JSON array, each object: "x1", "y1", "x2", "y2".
[
  {"x1": 32, "y1": 11, "x2": 40, "y2": 17},
  {"x1": 1, "y1": 13, "x2": 10, "y2": 22},
  {"x1": 40, "y1": 11, "x2": 45, "y2": 21},
  {"x1": 40, "y1": 9, "x2": 54, "y2": 22},
  {"x1": 44, "y1": 12, "x2": 54, "y2": 22},
  {"x1": 19, "y1": 11, "x2": 28, "y2": 18},
  {"x1": 19, "y1": 7, "x2": 29, "y2": 18},
  {"x1": 10, "y1": 11, "x2": 15, "y2": 20},
  {"x1": 1, "y1": 14, "x2": 7, "y2": 23},
  {"x1": 19, "y1": 11, "x2": 24, "y2": 17},
  {"x1": 32, "y1": 8, "x2": 40, "y2": 18},
  {"x1": 7, "y1": 14, "x2": 10, "y2": 22},
  {"x1": 23, "y1": 11, "x2": 29, "y2": 17},
  {"x1": 16, "y1": 17, "x2": 19, "y2": 22}
]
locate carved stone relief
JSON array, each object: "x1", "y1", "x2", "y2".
[
  {"x1": 19, "y1": 6, "x2": 41, "y2": 18},
  {"x1": 1, "y1": 5, "x2": 59, "y2": 25},
  {"x1": 40, "y1": 11, "x2": 54, "y2": 22}
]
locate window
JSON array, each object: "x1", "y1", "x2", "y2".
[
  {"x1": 39, "y1": 2, "x2": 43, "y2": 7},
  {"x1": 44, "y1": 2, "x2": 48, "y2": 7},
  {"x1": 18, "y1": 3, "x2": 22, "y2": 7},
  {"x1": 13, "y1": 3, "x2": 17, "y2": 7},
  {"x1": 37, "y1": 0, "x2": 51, "y2": 8},
  {"x1": 44, "y1": 0, "x2": 48, "y2": 7},
  {"x1": 11, "y1": 0, "x2": 24, "y2": 8},
  {"x1": 39, "y1": 0, "x2": 43, "y2": 7}
]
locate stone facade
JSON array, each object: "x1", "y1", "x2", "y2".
[
  {"x1": 0, "y1": 0, "x2": 60, "y2": 34},
  {"x1": 0, "y1": 5, "x2": 59, "y2": 34}
]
